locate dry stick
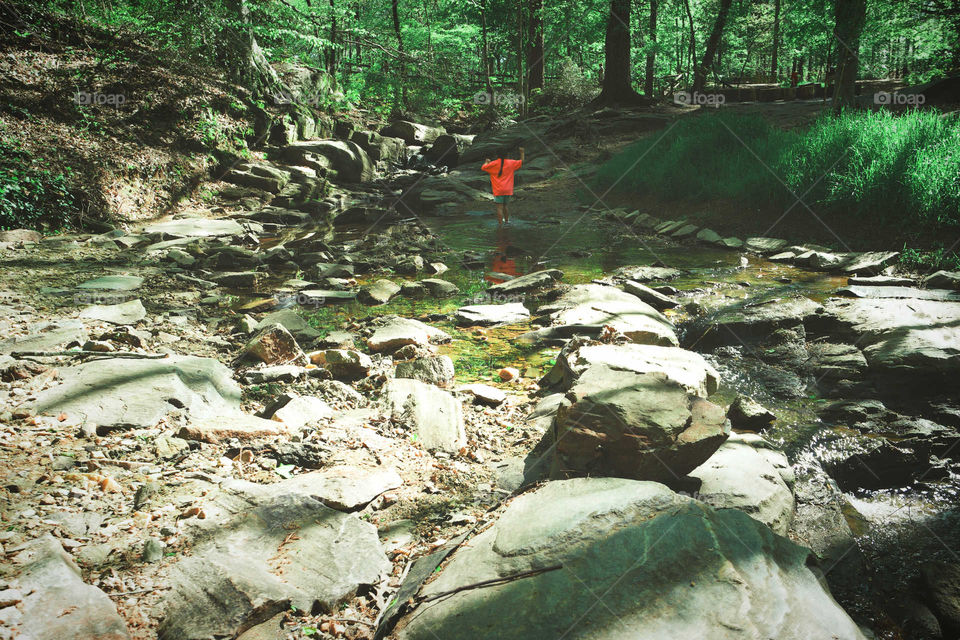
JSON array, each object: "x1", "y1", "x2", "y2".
[
  {"x1": 416, "y1": 565, "x2": 563, "y2": 604},
  {"x1": 11, "y1": 350, "x2": 169, "y2": 359},
  {"x1": 106, "y1": 586, "x2": 169, "y2": 597}
]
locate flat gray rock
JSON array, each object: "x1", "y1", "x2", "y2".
[
  {"x1": 837, "y1": 285, "x2": 960, "y2": 301},
  {"x1": 612, "y1": 265, "x2": 682, "y2": 282},
  {"x1": 455, "y1": 303, "x2": 530, "y2": 326},
  {"x1": 622, "y1": 280, "x2": 679, "y2": 309},
  {"x1": 822, "y1": 297, "x2": 960, "y2": 394},
  {"x1": 299, "y1": 289, "x2": 358, "y2": 305},
  {"x1": 839, "y1": 250, "x2": 899, "y2": 275},
  {"x1": 255, "y1": 309, "x2": 321, "y2": 342},
  {"x1": 78, "y1": 299, "x2": 146, "y2": 325},
  {"x1": 550, "y1": 365, "x2": 729, "y2": 482},
  {"x1": 143, "y1": 218, "x2": 244, "y2": 238},
  {"x1": 0, "y1": 319, "x2": 86, "y2": 355},
  {"x1": 692, "y1": 295, "x2": 822, "y2": 347},
  {"x1": 381, "y1": 378, "x2": 465, "y2": 452},
  {"x1": 249, "y1": 465, "x2": 403, "y2": 511},
  {"x1": 459, "y1": 383, "x2": 507, "y2": 406},
  {"x1": 383, "y1": 478, "x2": 866, "y2": 640},
  {"x1": 76, "y1": 275, "x2": 143, "y2": 291},
  {"x1": 539, "y1": 284, "x2": 678, "y2": 347},
  {"x1": 486, "y1": 269, "x2": 562, "y2": 294},
  {"x1": 541, "y1": 342, "x2": 719, "y2": 398},
  {"x1": 12, "y1": 535, "x2": 130, "y2": 640},
  {"x1": 29, "y1": 355, "x2": 241, "y2": 430},
  {"x1": 690, "y1": 433, "x2": 795, "y2": 534},
  {"x1": 395, "y1": 355, "x2": 456, "y2": 387},
  {"x1": 367, "y1": 316, "x2": 450, "y2": 353},
  {"x1": 745, "y1": 237, "x2": 789, "y2": 253},
  {"x1": 924, "y1": 270, "x2": 960, "y2": 291},
  {"x1": 359, "y1": 279, "x2": 401, "y2": 305},
  {"x1": 160, "y1": 492, "x2": 387, "y2": 640},
  {"x1": 848, "y1": 275, "x2": 915, "y2": 287}
]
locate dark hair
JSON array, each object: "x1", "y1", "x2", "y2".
[{"x1": 497, "y1": 147, "x2": 510, "y2": 177}]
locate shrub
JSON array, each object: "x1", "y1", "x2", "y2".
[{"x1": 594, "y1": 109, "x2": 960, "y2": 230}]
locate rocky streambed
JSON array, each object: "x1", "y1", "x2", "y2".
[{"x1": 1, "y1": 114, "x2": 960, "y2": 640}]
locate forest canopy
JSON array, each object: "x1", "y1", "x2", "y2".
[{"x1": 27, "y1": 0, "x2": 960, "y2": 116}]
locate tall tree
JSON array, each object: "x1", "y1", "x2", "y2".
[
  {"x1": 226, "y1": 0, "x2": 281, "y2": 96},
  {"x1": 527, "y1": 0, "x2": 544, "y2": 92},
  {"x1": 644, "y1": 0, "x2": 658, "y2": 96},
  {"x1": 770, "y1": 0, "x2": 781, "y2": 78},
  {"x1": 594, "y1": 0, "x2": 645, "y2": 104},
  {"x1": 391, "y1": 0, "x2": 406, "y2": 108},
  {"x1": 832, "y1": 0, "x2": 867, "y2": 114},
  {"x1": 693, "y1": 0, "x2": 733, "y2": 92}
]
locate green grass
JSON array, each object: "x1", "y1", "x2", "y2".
[{"x1": 595, "y1": 109, "x2": 960, "y2": 233}]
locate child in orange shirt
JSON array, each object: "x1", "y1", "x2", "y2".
[{"x1": 481, "y1": 146, "x2": 524, "y2": 225}]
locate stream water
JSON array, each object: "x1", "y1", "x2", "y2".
[{"x1": 248, "y1": 193, "x2": 960, "y2": 634}]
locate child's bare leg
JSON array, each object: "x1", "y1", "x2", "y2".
[
  {"x1": 503, "y1": 203, "x2": 509, "y2": 223},
  {"x1": 495, "y1": 203, "x2": 504, "y2": 225}
]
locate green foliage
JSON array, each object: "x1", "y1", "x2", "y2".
[
  {"x1": 532, "y1": 58, "x2": 599, "y2": 113},
  {"x1": 0, "y1": 135, "x2": 77, "y2": 231},
  {"x1": 595, "y1": 110, "x2": 960, "y2": 232}
]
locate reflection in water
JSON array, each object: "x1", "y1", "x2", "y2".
[{"x1": 487, "y1": 226, "x2": 519, "y2": 283}]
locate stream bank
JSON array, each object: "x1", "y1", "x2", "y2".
[{"x1": 1, "y1": 107, "x2": 959, "y2": 640}]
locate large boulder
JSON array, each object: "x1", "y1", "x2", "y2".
[
  {"x1": 538, "y1": 284, "x2": 678, "y2": 346},
  {"x1": 381, "y1": 478, "x2": 868, "y2": 640},
  {"x1": 380, "y1": 120, "x2": 445, "y2": 145},
  {"x1": 550, "y1": 364, "x2": 729, "y2": 482},
  {"x1": 819, "y1": 297, "x2": 960, "y2": 395},
  {"x1": 395, "y1": 355, "x2": 456, "y2": 388},
  {"x1": 159, "y1": 488, "x2": 388, "y2": 640},
  {"x1": 350, "y1": 130, "x2": 407, "y2": 163},
  {"x1": 687, "y1": 295, "x2": 822, "y2": 348},
  {"x1": 279, "y1": 140, "x2": 375, "y2": 182},
  {"x1": 28, "y1": 356, "x2": 241, "y2": 431},
  {"x1": 10, "y1": 535, "x2": 130, "y2": 640},
  {"x1": 367, "y1": 316, "x2": 451, "y2": 353},
  {"x1": 143, "y1": 218, "x2": 244, "y2": 238},
  {"x1": 381, "y1": 378, "x2": 465, "y2": 452},
  {"x1": 486, "y1": 269, "x2": 562, "y2": 295},
  {"x1": 423, "y1": 133, "x2": 475, "y2": 166},
  {"x1": 540, "y1": 342, "x2": 719, "y2": 398},
  {"x1": 455, "y1": 303, "x2": 530, "y2": 326},
  {"x1": 690, "y1": 433, "x2": 795, "y2": 535}
]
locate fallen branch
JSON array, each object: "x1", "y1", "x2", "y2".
[
  {"x1": 417, "y1": 565, "x2": 563, "y2": 604},
  {"x1": 11, "y1": 350, "x2": 169, "y2": 360},
  {"x1": 106, "y1": 586, "x2": 169, "y2": 597}
]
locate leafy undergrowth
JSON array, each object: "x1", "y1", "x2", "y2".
[
  {"x1": 595, "y1": 109, "x2": 960, "y2": 269},
  {"x1": 0, "y1": 2, "x2": 263, "y2": 231}
]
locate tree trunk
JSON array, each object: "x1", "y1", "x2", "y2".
[
  {"x1": 770, "y1": 0, "x2": 781, "y2": 79},
  {"x1": 644, "y1": 0, "x2": 658, "y2": 96},
  {"x1": 481, "y1": 0, "x2": 492, "y2": 94},
  {"x1": 832, "y1": 0, "x2": 867, "y2": 114},
  {"x1": 693, "y1": 0, "x2": 733, "y2": 92},
  {"x1": 682, "y1": 0, "x2": 697, "y2": 85},
  {"x1": 226, "y1": 0, "x2": 281, "y2": 97},
  {"x1": 392, "y1": 0, "x2": 406, "y2": 109},
  {"x1": 593, "y1": 0, "x2": 646, "y2": 105},
  {"x1": 327, "y1": 0, "x2": 337, "y2": 76},
  {"x1": 527, "y1": 0, "x2": 544, "y2": 91}
]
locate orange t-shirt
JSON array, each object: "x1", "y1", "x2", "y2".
[{"x1": 481, "y1": 159, "x2": 522, "y2": 196}]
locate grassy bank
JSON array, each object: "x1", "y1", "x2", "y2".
[{"x1": 595, "y1": 110, "x2": 960, "y2": 269}]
